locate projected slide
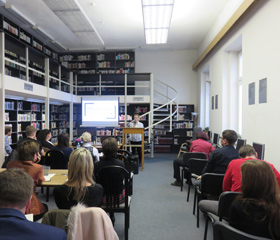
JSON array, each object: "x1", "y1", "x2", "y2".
[{"x1": 81, "y1": 97, "x2": 119, "y2": 127}]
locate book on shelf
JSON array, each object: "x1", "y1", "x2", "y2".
[
  {"x1": 5, "y1": 112, "x2": 9, "y2": 121},
  {"x1": 5, "y1": 101, "x2": 15, "y2": 110},
  {"x1": 186, "y1": 131, "x2": 193, "y2": 137}
]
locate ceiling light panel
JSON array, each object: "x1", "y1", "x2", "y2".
[
  {"x1": 142, "y1": 0, "x2": 175, "y2": 44},
  {"x1": 43, "y1": 0, "x2": 104, "y2": 45}
]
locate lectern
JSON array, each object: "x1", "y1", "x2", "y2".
[{"x1": 122, "y1": 127, "x2": 144, "y2": 170}]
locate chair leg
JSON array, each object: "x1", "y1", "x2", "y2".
[
  {"x1": 204, "y1": 215, "x2": 209, "y2": 240},
  {"x1": 187, "y1": 183, "x2": 191, "y2": 202},
  {"x1": 193, "y1": 189, "x2": 197, "y2": 215},
  {"x1": 197, "y1": 196, "x2": 199, "y2": 228},
  {"x1": 181, "y1": 168, "x2": 184, "y2": 192},
  {"x1": 125, "y1": 211, "x2": 129, "y2": 240}
]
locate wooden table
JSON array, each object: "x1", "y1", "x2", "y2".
[
  {"x1": 41, "y1": 169, "x2": 68, "y2": 202},
  {"x1": 0, "y1": 168, "x2": 68, "y2": 202}
]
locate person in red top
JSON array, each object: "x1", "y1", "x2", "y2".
[
  {"x1": 223, "y1": 144, "x2": 280, "y2": 192},
  {"x1": 199, "y1": 144, "x2": 280, "y2": 215},
  {"x1": 171, "y1": 132, "x2": 215, "y2": 186}
]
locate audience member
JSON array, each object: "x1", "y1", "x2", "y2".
[
  {"x1": 196, "y1": 129, "x2": 239, "y2": 181},
  {"x1": 94, "y1": 137, "x2": 125, "y2": 224},
  {"x1": 37, "y1": 129, "x2": 55, "y2": 151},
  {"x1": 80, "y1": 132, "x2": 99, "y2": 162},
  {"x1": 53, "y1": 148, "x2": 103, "y2": 209},
  {"x1": 17, "y1": 125, "x2": 44, "y2": 156},
  {"x1": 0, "y1": 169, "x2": 66, "y2": 240},
  {"x1": 223, "y1": 144, "x2": 280, "y2": 192},
  {"x1": 129, "y1": 113, "x2": 144, "y2": 165},
  {"x1": 229, "y1": 160, "x2": 280, "y2": 239},
  {"x1": 171, "y1": 131, "x2": 215, "y2": 186},
  {"x1": 7, "y1": 140, "x2": 47, "y2": 221},
  {"x1": 55, "y1": 133, "x2": 73, "y2": 160},
  {"x1": 5, "y1": 126, "x2": 12, "y2": 155}
]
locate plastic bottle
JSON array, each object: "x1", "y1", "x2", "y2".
[{"x1": 77, "y1": 142, "x2": 80, "y2": 149}]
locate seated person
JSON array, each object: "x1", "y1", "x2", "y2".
[
  {"x1": 17, "y1": 125, "x2": 44, "y2": 156},
  {"x1": 223, "y1": 144, "x2": 280, "y2": 192},
  {"x1": 55, "y1": 133, "x2": 73, "y2": 161},
  {"x1": 229, "y1": 160, "x2": 280, "y2": 239},
  {"x1": 171, "y1": 131, "x2": 215, "y2": 186},
  {"x1": 37, "y1": 129, "x2": 55, "y2": 151},
  {"x1": 94, "y1": 137, "x2": 125, "y2": 224},
  {"x1": 7, "y1": 140, "x2": 48, "y2": 221},
  {"x1": 80, "y1": 132, "x2": 99, "y2": 162},
  {"x1": 0, "y1": 169, "x2": 66, "y2": 240},
  {"x1": 5, "y1": 126, "x2": 12, "y2": 155},
  {"x1": 54, "y1": 148, "x2": 103, "y2": 209}
]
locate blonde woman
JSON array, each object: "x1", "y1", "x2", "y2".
[{"x1": 53, "y1": 148, "x2": 103, "y2": 209}]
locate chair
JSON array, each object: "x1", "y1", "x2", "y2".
[
  {"x1": 187, "y1": 158, "x2": 208, "y2": 201},
  {"x1": 67, "y1": 205, "x2": 119, "y2": 240},
  {"x1": 213, "y1": 221, "x2": 272, "y2": 240},
  {"x1": 195, "y1": 173, "x2": 224, "y2": 228},
  {"x1": 177, "y1": 143, "x2": 188, "y2": 158},
  {"x1": 181, "y1": 153, "x2": 207, "y2": 192},
  {"x1": 203, "y1": 191, "x2": 242, "y2": 240},
  {"x1": 45, "y1": 149, "x2": 68, "y2": 169},
  {"x1": 41, "y1": 209, "x2": 70, "y2": 232},
  {"x1": 116, "y1": 153, "x2": 134, "y2": 195},
  {"x1": 96, "y1": 165, "x2": 131, "y2": 240}
]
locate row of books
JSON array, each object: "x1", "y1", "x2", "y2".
[{"x1": 174, "y1": 122, "x2": 193, "y2": 129}]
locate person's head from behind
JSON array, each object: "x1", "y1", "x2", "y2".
[
  {"x1": 81, "y1": 132, "x2": 92, "y2": 144},
  {"x1": 5, "y1": 126, "x2": 12, "y2": 136},
  {"x1": 18, "y1": 140, "x2": 40, "y2": 162},
  {"x1": 37, "y1": 129, "x2": 51, "y2": 142},
  {"x1": 57, "y1": 133, "x2": 70, "y2": 148},
  {"x1": 241, "y1": 160, "x2": 279, "y2": 201},
  {"x1": 67, "y1": 148, "x2": 94, "y2": 201},
  {"x1": 221, "y1": 129, "x2": 237, "y2": 146},
  {"x1": 197, "y1": 132, "x2": 209, "y2": 141},
  {"x1": 0, "y1": 169, "x2": 33, "y2": 211},
  {"x1": 25, "y1": 125, "x2": 37, "y2": 139},
  {"x1": 102, "y1": 137, "x2": 118, "y2": 159},
  {"x1": 239, "y1": 145, "x2": 257, "y2": 159}
]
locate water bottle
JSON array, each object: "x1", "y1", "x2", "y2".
[{"x1": 77, "y1": 142, "x2": 80, "y2": 149}]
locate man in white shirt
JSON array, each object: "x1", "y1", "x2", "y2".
[{"x1": 129, "y1": 113, "x2": 144, "y2": 164}]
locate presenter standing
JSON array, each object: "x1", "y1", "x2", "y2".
[{"x1": 129, "y1": 113, "x2": 144, "y2": 165}]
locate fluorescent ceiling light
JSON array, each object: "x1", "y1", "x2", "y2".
[
  {"x1": 5, "y1": 4, "x2": 35, "y2": 26},
  {"x1": 142, "y1": 0, "x2": 175, "y2": 44},
  {"x1": 43, "y1": 0, "x2": 104, "y2": 45}
]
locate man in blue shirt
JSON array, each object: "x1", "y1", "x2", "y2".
[{"x1": 0, "y1": 169, "x2": 66, "y2": 240}]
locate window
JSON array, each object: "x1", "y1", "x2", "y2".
[{"x1": 238, "y1": 52, "x2": 243, "y2": 135}]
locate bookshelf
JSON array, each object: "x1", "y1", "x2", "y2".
[{"x1": 5, "y1": 99, "x2": 45, "y2": 148}]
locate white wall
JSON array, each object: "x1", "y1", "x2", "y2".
[
  {"x1": 197, "y1": 1, "x2": 280, "y2": 170},
  {"x1": 135, "y1": 49, "x2": 198, "y2": 106}
]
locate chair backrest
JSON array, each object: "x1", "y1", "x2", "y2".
[
  {"x1": 213, "y1": 221, "x2": 272, "y2": 240},
  {"x1": 200, "y1": 173, "x2": 224, "y2": 200},
  {"x1": 188, "y1": 158, "x2": 208, "y2": 176},
  {"x1": 41, "y1": 209, "x2": 70, "y2": 232},
  {"x1": 45, "y1": 149, "x2": 68, "y2": 169},
  {"x1": 96, "y1": 165, "x2": 129, "y2": 208},
  {"x1": 117, "y1": 149, "x2": 132, "y2": 157},
  {"x1": 182, "y1": 152, "x2": 207, "y2": 166},
  {"x1": 218, "y1": 191, "x2": 242, "y2": 221}
]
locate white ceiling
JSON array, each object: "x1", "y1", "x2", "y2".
[{"x1": 1, "y1": 0, "x2": 232, "y2": 52}]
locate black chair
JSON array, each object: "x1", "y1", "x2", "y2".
[
  {"x1": 180, "y1": 152, "x2": 207, "y2": 192},
  {"x1": 187, "y1": 158, "x2": 208, "y2": 202},
  {"x1": 45, "y1": 149, "x2": 68, "y2": 169},
  {"x1": 203, "y1": 191, "x2": 242, "y2": 240},
  {"x1": 195, "y1": 173, "x2": 224, "y2": 228},
  {"x1": 96, "y1": 165, "x2": 131, "y2": 240},
  {"x1": 116, "y1": 153, "x2": 134, "y2": 195},
  {"x1": 213, "y1": 221, "x2": 272, "y2": 240}
]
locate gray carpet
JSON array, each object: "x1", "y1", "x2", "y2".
[{"x1": 38, "y1": 153, "x2": 213, "y2": 240}]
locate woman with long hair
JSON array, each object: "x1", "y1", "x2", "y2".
[
  {"x1": 229, "y1": 160, "x2": 280, "y2": 239},
  {"x1": 53, "y1": 148, "x2": 103, "y2": 209},
  {"x1": 37, "y1": 129, "x2": 55, "y2": 150}
]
